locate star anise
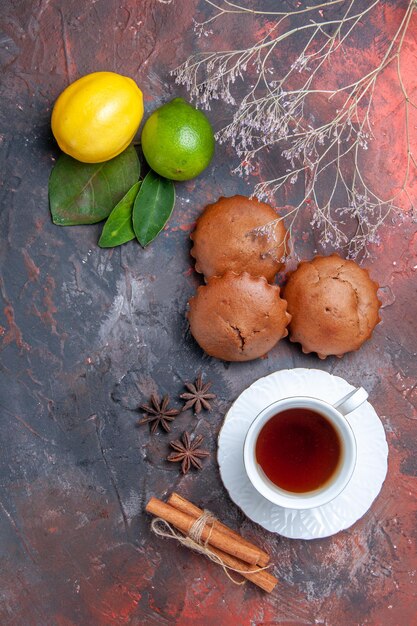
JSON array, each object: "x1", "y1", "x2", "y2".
[
  {"x1": 138, "y1": 394, "x2": 179, "y2": 434},
  {"x1": 167, "y1": 431, "x2": 210, "y2": 474},
  {"x1": 180, "y1": 373, "x2": 216, "y2": 414}
]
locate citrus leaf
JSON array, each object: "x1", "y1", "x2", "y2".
[
  {"x1": 98, "y1": 182, "x2": 141, "y2": 248},
  {"x1": 132, "y1": 170, "x2": 175, "y2": 247},
  {"x1": 49, "y1": 145, "x2": 140, "y2": 226}
]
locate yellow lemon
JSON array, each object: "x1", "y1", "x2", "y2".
[{"x1": 51, "y1": 71, "x2": 144, "y2": 163}]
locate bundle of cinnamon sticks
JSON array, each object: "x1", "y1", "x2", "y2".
[{"x1": 146, "y1": 493, "x2": 278, "y2": 593}]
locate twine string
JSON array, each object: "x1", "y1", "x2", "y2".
[
  {"x1": 150, "y1": 510, "x2": 269, "y2": 585},
  {"x1": 188, "y1": 509, "x2": 215, "y2": 545}
]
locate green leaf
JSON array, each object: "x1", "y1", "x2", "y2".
[
  {"x1": 49, "y1": 145, "x2": 140, "y2": 226},
  {"x1": 132, "y1": 170, "x2": 175, "y2": 247},
  {"x1": 98, "y1": 182, "x2": 140, "y2": 248}
]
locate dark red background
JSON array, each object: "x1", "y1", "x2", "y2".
[{"x1": 0, "y1": 1, "x2": 416, "y2": 624}]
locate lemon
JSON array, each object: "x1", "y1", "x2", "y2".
[
  {"x1": 141, "y1": 98, "x2": 215, "y2": 181},
  {"x1": 51, "y1": 71, "x2": 144, "y2": 163}
]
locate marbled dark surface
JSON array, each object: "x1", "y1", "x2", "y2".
[{"x1": 1, "y1": 1, "x2": 416, "y2": 625}]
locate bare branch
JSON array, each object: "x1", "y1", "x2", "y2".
[{"x1": 172, "y1": 0, "x2": 417, "y2": 258}]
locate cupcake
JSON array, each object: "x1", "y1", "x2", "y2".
[
  {"x1": 284, "y1": 254, "x2": 381, "y2": 359},
  {"x1": 187, "y1": 271, "x2": 291, "y2": 362},
  {"x1": 191, "y1": 195, "x2": 288, "y2": 282}
]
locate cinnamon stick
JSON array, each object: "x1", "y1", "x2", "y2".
[
  {"x1": 207, "y1": 545, "x2": 278, "y2": 593},
  {"x1": 146, "y1": 497, "x2": 260, "y2": 566},
  {"x1": 168, "y1": 492, "x2": 270, "y2": 568}
]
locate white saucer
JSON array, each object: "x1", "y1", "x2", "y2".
[{"x1": 217, "y1": 368, "x2": 388, "y2": 539}]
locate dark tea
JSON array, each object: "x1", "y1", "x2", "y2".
[{"x1": 255, "y1": 408, "x2": 342, "y2": 493}]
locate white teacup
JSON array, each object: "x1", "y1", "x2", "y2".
[{"x1": 243, "y1": 387, "x2": 368, "y2": 510}]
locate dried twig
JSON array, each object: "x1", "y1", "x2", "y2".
[{"x1": 173, "y1": 0, "x2": 417, "y2": 258}]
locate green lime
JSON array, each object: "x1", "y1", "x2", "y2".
[{"x1": 141, "y1": 98, "x2": 215, "y2": 181}]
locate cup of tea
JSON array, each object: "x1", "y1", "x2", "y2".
[{"x1": 243, "y1": 387, "x2": 368, "y2": 509}]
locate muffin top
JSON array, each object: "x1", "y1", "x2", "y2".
[
  {"x1": 191, "y1": 195, "x2": 288, "y2": 282},
  {"x1": 187, "y1": 271, "x2": 291, "y2": 362},
  {"x1": 283, "y1": 254, "x2": 381, "y2": 359}
]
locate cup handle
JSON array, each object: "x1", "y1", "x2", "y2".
[{"x1": 333, "y1": 387, "x2": 368, "y2": 416}]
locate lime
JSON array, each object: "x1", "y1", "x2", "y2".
[{"x1": 141, "y1": 98, "x2": 215, "y2": 181}]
